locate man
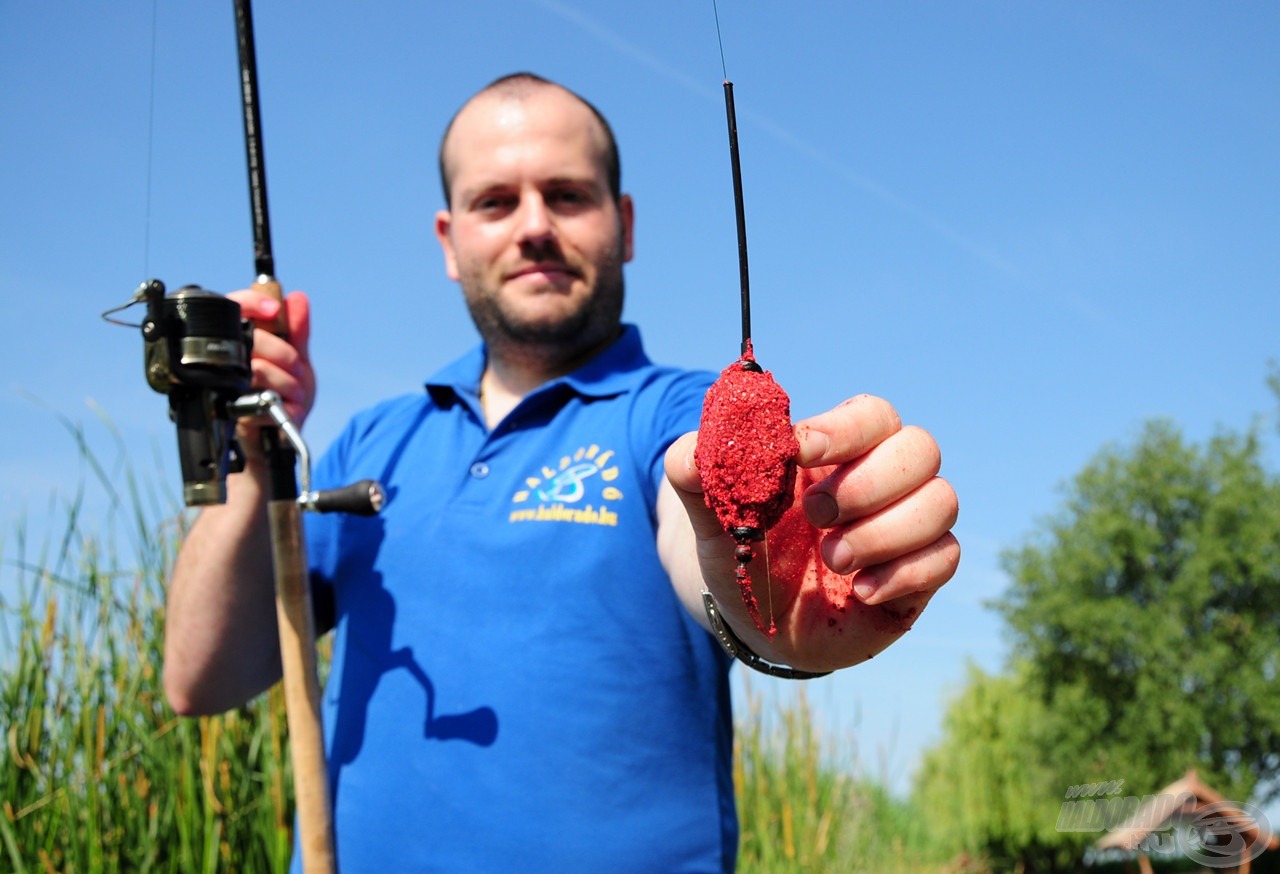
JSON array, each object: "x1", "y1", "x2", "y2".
[{"x1": 164, "y1": 73, "x2": 959, "y2": 871}]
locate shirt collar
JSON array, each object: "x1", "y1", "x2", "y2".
[{"x1": 424, "y1": 324, "x2": 653, "y2": 407}]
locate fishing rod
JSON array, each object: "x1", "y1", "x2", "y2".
[
  {"x1": 231, "y1": 2, "x2": 336, "y2": 870},
  {"x1": 105, "y1": 3, "x2": 386, "y2": 870},
  {"x1": 234, "y1": 0, "x2": 288, "y2": 335}
]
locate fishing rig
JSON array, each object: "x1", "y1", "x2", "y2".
[{"x1": 697, "y1": 7, "x2": 831, "y2": 681}]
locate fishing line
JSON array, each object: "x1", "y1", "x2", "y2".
[
  {"x1": 712, "y1": 0, "x2": 728, "y2": 81},
  {"x1": 142, "y1": 0, "x2": 159, "y2": 276},
  {"x1": 761, "y1": 536, "x2": 776, "y2": 637},
  {"x1": 711, "y1": 3, "x2": 755, "y2": 362}
]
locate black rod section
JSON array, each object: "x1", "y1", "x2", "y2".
[
  {"x1": 234, "y1": 0, "x2": 275, "y2": 280},
  {"x1": 723, "y1": 81, "x2": 751, "y2": 357},
  {"x1": 262, "y1": 427, "x2": 298, "y2": 502}
]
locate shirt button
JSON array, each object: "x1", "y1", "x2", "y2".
[{"x1": 470, "y1": 462, "x2": 490, "y2": 479}]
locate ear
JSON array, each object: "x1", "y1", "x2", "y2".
[
  {"x1": 619, "y1": 193, "x2": 635, "y2": 263},
  {"x1": 434, "y1": 209, "x2": 460, "y2": 281}
]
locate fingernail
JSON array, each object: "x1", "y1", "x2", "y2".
[
  {"x1": 260, "y1": 298, "x2": 281, "y2": 317},
  {"x1": 802, "y1": 490, "x2": 838, "y2": 527},
  {"x1": 797, "y1": 427, "x2": 829, "y2": 464},
  {"x1": 827, "y1": 538, "x2": 855, "y2": 574},
  {"x1": 853, "y1": 573, "x2": 879, "y2": 602}
]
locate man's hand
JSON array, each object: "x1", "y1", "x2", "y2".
[
  {"x1": 227, "y1": 289, "x2": 316, "y2": 459},
  {"x1": 163, "y1": 288, "x2": 315, "y2": 715},
  {"x1": 661, "y1": 394, "x2": 960, "y2": 673}
]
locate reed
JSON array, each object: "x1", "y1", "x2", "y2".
[
  {"x1": 733, "y1": 681, "x2": 939, "y2": 873},
  {"x1": 0, "y1": 415, "x2": 295, "y2": 873}
]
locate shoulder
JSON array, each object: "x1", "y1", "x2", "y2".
[
  {"x1": 617, "y1": 365, "x2": 715, "y2": 502},
  {"x1": 623, "y1": 364, "x2": 715, "y2": 424},
  {"x1": 348, "y1": 391, "x2": 434, "y2": 433},
  {"x1": 327, "y1": 391, "x2": 436, "y2": 457},
  {"x1": 573, "y1": 326, "x2": 714, "y2": 406},
  {"x1": 649, "y1": 363, "x2": 717, "y2": 392}
]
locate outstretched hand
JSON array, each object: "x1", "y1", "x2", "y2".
[{"x1": 664, "y1": 394, "x2": 960, "y2": 673}]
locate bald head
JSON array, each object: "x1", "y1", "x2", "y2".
[{"x1": 438, "y1": 73, "x2": 621, "y2": 209}]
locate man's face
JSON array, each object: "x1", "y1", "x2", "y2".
[{"x1": 435, "y1": 87, "x2": 634, "y2": 358}]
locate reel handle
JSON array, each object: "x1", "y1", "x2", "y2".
[{"x1": 311, "y1": 480, "x2": 385, "y2": 517}]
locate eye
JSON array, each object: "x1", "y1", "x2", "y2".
[
  {"x1": 472, "y1": 192, "x2": 515, "y2": 215},
  {"x1": 546, "y1": 187, "x2": 593, "y2": 211}
]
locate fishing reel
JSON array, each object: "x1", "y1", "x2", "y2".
[{"x1": 105, "y1": 279, "x2": 382, "y2": 515}]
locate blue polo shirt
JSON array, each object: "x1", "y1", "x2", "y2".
[{"x1": 302, "y1": 326, "x2": 734, "y2": 872}]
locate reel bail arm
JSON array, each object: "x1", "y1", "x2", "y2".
[{"x1": 228, "y1": 390, "x2": 385, "y2": 516}]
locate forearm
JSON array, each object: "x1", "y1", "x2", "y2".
[{"x1": 163, "y1": 463, "x2": 285, "y2": 715}]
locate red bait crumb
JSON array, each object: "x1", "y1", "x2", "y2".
[{"x1": 696, "y1": 346, "x2": 799, "y2": 637}]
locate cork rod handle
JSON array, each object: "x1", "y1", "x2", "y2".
[{"x1": 267, "y1": 496, "x2": 335, "y2": 873}]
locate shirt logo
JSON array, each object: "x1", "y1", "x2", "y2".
[{"x1": 509, "y1": 444, "x2": 622, "y2": 527}]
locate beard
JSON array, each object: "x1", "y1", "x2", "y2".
[
  {"x1": 471, "y1": 279, "x2": 622, "y2": 346},
  {"x1": 460, "y1": 242, "x2": 627, "y2": 365}
]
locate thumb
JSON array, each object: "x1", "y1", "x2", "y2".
[
  {"x1": 283, "y1": 291, "x2": 311, "y2": 360},
  {"x1": 663, "y1": 431, "x2": 729, "y2": 541}
]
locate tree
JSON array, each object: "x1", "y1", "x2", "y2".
[
  {"x1": 996, "y1": 418, "x2": 1280, "y2": 805},
  {"x1": 913, "y1": 662, "x2": 1089, "y2": 872}
]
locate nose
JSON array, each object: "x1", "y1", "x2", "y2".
[{"x1": 516, "y1": 192, "x2": 555, "y2": 247}]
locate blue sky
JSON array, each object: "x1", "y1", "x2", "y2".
[{"x1": 2, "y1": 2, "x2": 1277, "y2": 797}]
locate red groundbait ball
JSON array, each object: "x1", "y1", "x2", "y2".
[{"x1": 695, "y1": 347, "x2": 799, "y2": 637}]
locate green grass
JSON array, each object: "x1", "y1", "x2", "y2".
[{"x1": 1, "y1": 414, "x2": 946, "y2": 871}]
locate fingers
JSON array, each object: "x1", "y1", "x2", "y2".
[
  {"x1": 794, "y1": 394, "x2": 901, "y2": 467},
  {"x1": 227, "y1": 289, "x2": 316, "y2": 426},
  {"x1": 283, "y1": 291, "x2": 311, "y2": 360},
  {"x1": 794, "y1": 395, "x2": 956, "y2": 582},
  {"x1": 228, "y1": 290, "x2": 311, "y2": 350},
  {"x1": 853, "y1": 532, "x2": 960, "y2": 606},
  {"x1": 250, "y1": 348, "x2": 308, "y2": 410},
  {"x1": 819, "y1": 476, "x2": 958, "y2": 575},
  {"x1": 801, "y1": 426, "x2": 941, "y2": 527}
]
